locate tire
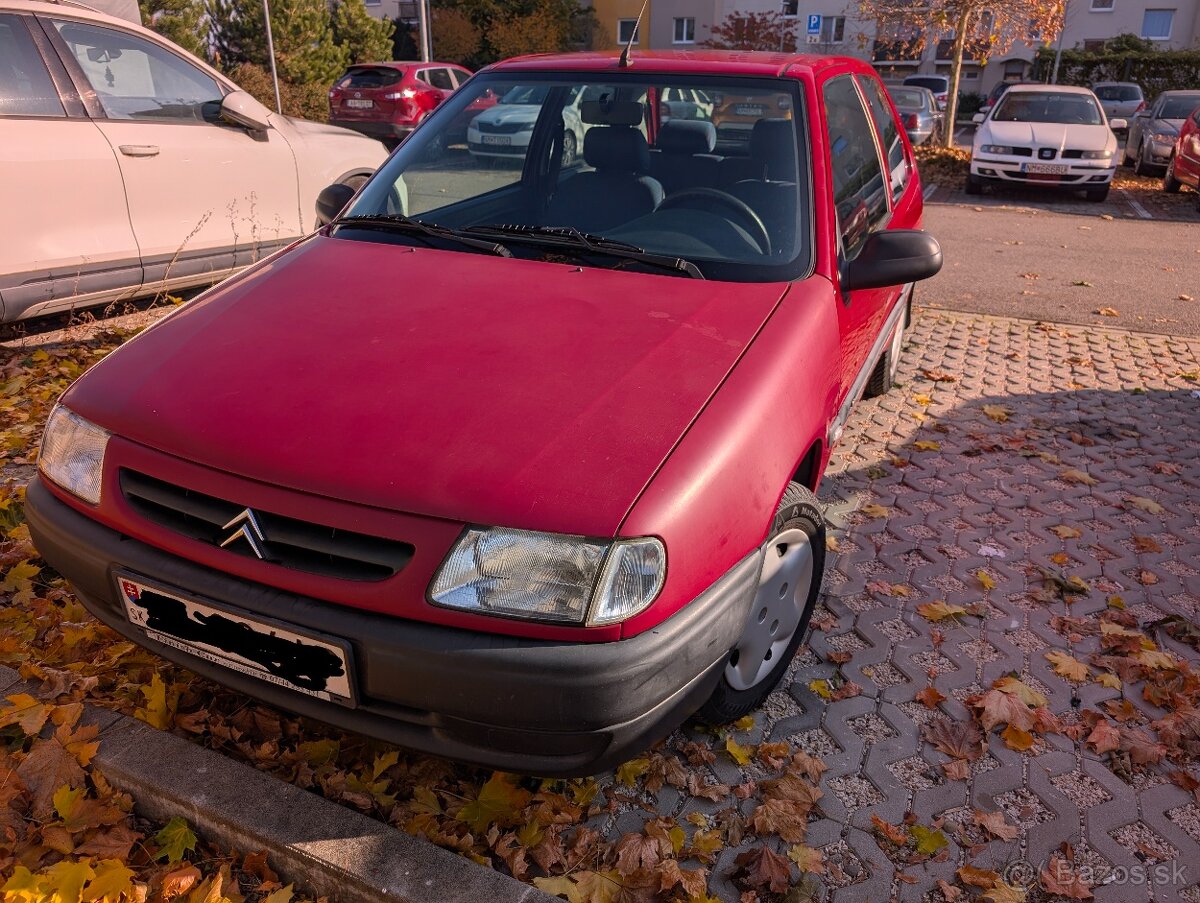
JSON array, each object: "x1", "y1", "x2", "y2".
[
  {"x1": 1164, "y1": 157, "x2": 1183, "y2": 193},
  {"x1": 863, "y1": 303, "x2": 906, "y2": 398},
  {"x1": 1133, "y1": 141, "x2": 1151, "y2": 177},
  {"x1": 1085, "y1": 184, "x2": 1110, "y2": 203},
  {"x1": 561, "y1": 132, "x2": 577, "y2": 167},
  {"x1": 695, "y1": 483, "x2": 825, "y2": 726},
  {"x1": 965, "y1": 172, "x2": 982, "y2": 195}
]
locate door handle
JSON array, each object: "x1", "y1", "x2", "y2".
[{"x1": 119, "y1": 144, "x2": 160, "y2": 157}]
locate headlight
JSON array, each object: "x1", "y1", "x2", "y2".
[
  {"x1": 38, "y1": 405, "x2": 109, "y2": 505},
  {"x1": 980, "y1": 144, "x2": 1015, "y2": 155},
  {"x1": 429, "y1": 527, "x2": 665, "y2": 626},
  {"x1": 1151, "y1": 132, "x2": 1175, "y2": 144},
  {"x1": 1080, "y1": 150, "x2": 1113, "y2": 160}
]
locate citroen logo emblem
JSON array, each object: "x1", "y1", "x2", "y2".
[{"x1": 220, "y1": 508, "x2": 267, "y2": 559}]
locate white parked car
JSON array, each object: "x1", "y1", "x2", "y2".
[
  {"x1": 467, "y1": 84, "x2": 605, "y2": 165},
  {"x1": 967, "y1": 85, "x2": 1124, "y2": 202},
  {"x1": 0, "y1": 0, "x2": 387, "y2": 323}
]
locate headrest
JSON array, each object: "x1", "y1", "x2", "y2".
[
  {"x1": 750, "y1": 118, "x2": 797, "y2": 181},
  {"x1": 658, "y1": 119, "x2": 717, "y2": 154},
  {"x1": 583, "y1": 127, "x2": 651, "y2": 172},
  {"x1": 581, "y1": 99, "x2": 644, "y2": 126}
]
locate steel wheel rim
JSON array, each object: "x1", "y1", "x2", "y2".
[{"x1": 725, "y1": 527, "x2": 814, "y2": 691}]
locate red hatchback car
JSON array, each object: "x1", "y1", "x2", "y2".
[
  {"x1": 328, "y1": 61, "x2": 478, "y2": 147},
  {"x1": 29, "y1": 51, "x2": 941, "y2": 776},
  {"x1": 1164, "y1": 102, "x2": 1200, "y2": 207}
]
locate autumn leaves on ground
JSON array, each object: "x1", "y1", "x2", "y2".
[{"x1": 2, "y1": 313, "x2": 1200, "y2": 903}]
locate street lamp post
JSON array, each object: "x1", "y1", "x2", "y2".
[
  {"x1": 262, "y1": 0, "x2": 282, "y2": 113},
  {"x1": 417, "y1": 0, "x2": 431, "y2": 61},
  {"x1": 1051, "y1": 0, "x2": 1068, "y2": 84}
]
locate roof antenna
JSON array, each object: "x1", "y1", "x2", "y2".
[{"x1": 618, "y1": 0, "x2": 649, "y2": 68}]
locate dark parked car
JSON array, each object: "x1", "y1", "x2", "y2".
[
  {"x1": 328, "y1": 61, "x2": 484, "y2": 148},
  {"x1": 30, "y1": 50, "x2": 942, "y2": 777},
  {"x1": 1125, "y1": 90, "x2": 1200, "y2": 175},
  {"x1": 1163, "y1": 102, "x2": 1200, "y2": 208},
  {"x1": 888, "y1": 85, "x2": 944, "y2": 145},
  {"x1": 903, "y1": 74, "x2": 949, "y2": 110},
  {"x1": 978, "y1": 80, "x2": 1040, "y2": 117}
]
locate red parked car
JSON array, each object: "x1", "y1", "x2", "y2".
[
  {"x1": 328, "y1": 61, "x2": 482, "y2": 148},
  {"x1": 29, "y1": 51, "x2": 942, "y2": 776},
  {"x1": 1163, "y1": 102, "x2": 1200, "y2": 207}
]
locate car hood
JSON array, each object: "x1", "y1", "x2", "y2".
[
  {"x1": 1148, "y1": 119, "x2": 1182, "y2": 135},
  {"x1": 473, "y1": 104, "x2": 539, "y2": 126},
  {"x1": 66, "y1": 236, "x2": 787, "y2": 536},
  {"x1": 980, "y1": 120, "x2": 1114, "y2": 150}
]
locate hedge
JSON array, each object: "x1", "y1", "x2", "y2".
[{"x1": 1033, "y1": 48, "x2": 1200, "y2": 96}]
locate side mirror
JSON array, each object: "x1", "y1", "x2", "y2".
[
  {"x1": 972, "y1": 112, "x2": 984, "y2": 123},
  {"x1": 1109, "y1": 118, "x2": 1128, "y2": 130},
  {"x1": 844, "y1": 230, "x2": 942, "y2": 292},
  {"x1": 220, "y1": 91, "x2": 273, "y2": 131},
  {"x1": 316, "y1": 183, "x2": 356, "y2": 224}
]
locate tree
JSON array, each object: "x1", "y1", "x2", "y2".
[
  {"x1": 702, "y1": 9, "x2": 797, "y2": 51},
  {"x1": 432, "y1": 0, "x2": 590, "y2": 65},
  {"x1": 208, "y1": 0, "x2": 348, "y2": 85},
  {"x1": 858, "y1": 0, "x2": 1061, "y2": 147},
  {"x1": 489, "y1": 2, "x2": 566, "y2": 59},
  {"x1": 139, "y1": 0, "x2": 207, "y2": 58},
  {"x1": 431, "y1": 8, "x2": 481, "y2": 63},
  {"x1": 332, "y1": 0, "x2": 395, "y2": 64},
  {"x1": 1103, "y1": 32, "x2": 1156, "y2": 53}
]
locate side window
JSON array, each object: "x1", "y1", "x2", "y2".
[
  {"x1": 414, "y1": 69, "x2": 431, "y2": 85},
  {"x1": 858, "y1": 74, "x2": 908, "y2": 204},
  {"x1": 822, "y1": 75, "x2": 888, "y2": 259},
  {"x1": 0, "y1": 14, "x2": 66, "y2": 117},
  {"x1": 51, "y1": 19, "x2": 221, "y2": 121},
  {"x1": 427, "y1": 68, "x2": 454, "y2": 90},
  {"x1": 450, "y1": 68, "x2": 468, "y2": 88}
]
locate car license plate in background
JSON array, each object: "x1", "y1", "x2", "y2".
[
  {"x1": 735, "y1": 104, "x2": 766, "y2": 116},
  {"x1": 481, "y1": 135, "x2": 511, "y2": 145},
  {"x1": 117, "y1": 574, "x2": 354, "y2": 704},
  {"x1": 1024, "y1": 162, "x2": 1068, "y2": 174},
  {"x1": 345, "y1": 98, "x2": 373, "y2": 109}
]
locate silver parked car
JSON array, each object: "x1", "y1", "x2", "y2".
[
  {"x1": 888, "y1": 86, "x2": 944, "y2": 146},
  {"x1": 1093, "y1": 82, "x2": 1144, "y2": 122},
  {"x1": 1124, "y1": 90, "x2": 1200, "y2": 175}
]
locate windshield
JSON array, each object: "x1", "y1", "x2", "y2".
[
  {"x1": 905, "y1": 77, "x2": 946, "y2": 92},
  {"x1": 1095, "y1": 85, "x2": 1140, "y2": 101},
  {"x1": 890, "y1": 88, "x2": 927, "y2": 108},
  {"x1": 1160, "y1": 96, "x2": 1200, "y2": 119},
  {"x1": 344, "y1": 74, "x2": 809, "y2": 282},
  {"x1": 992, "y1": 92, "x2": 1103, "y2": 125}
]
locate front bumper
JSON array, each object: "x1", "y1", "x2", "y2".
[
  {"x1": 330, "y1": 118, "x2": 415, "y2": 141},
  {"x1": 26, "y1": 478, "x2": 759, "y2": 776},
  {"x1": 970, "y1": 155, "x2": 1115, "y2": 188}
]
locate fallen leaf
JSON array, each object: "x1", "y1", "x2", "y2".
[
  {"x1": 861, "y1": 504, "x2": 890, "y2": 518},
  {"x1": 787, "y1": 844, "x2": 825, "y2": 874},
  {"x1": 994, "y1": 677, "x2": 1048, "y2": 708},
  {"x1": 910, "y1": 824, "x2": 949, "y2": 855},
  {"x1": 1127, "y1": 496, "x2": 1166, "y2": 515},
  {"x1": 1096, "y1": 307, "x2": 1118, "y2": 316},
  {"x1": 1086, "y1": 718, "x2": 1120, "y2": 754},
  {"x1": 457, "y1": 773, "x2": 532, "y2": 833},
  {"x1": 976, "y1": 570, "x2": 996, "y2": 591},
  {"x1": 957, "y1": 864, "x2": 1001, "y2": 888},
  {"x1": 917, "y1": 601, "x2": 968, "y2": 622},
  {"x1": 734, "y1": 846, "x2": 793, "y2": 894},
  {"x1": 871, "y1": 813, "x2": 909, "y2": 845},
  {"x1": 916, "y1": 686, "x2": 947, "y2": 709},
  {"x1": 974, "y1": 810, "x2": 1019, "y2": 842},
  {"x1": 725, "y1": 736, "x2": 754, "y2": 767},
  {"x1": 1132, "y1": 536, "x2": 1163, "y2": 553},
  {"x1": 1001, "y1": 724, "x2": 1035, "y2": 751},
  {"x1": 913, "y1": 440, "x2": 942, "y2": 451},
  {"x1": 922, "y1": 718, "x2": 984, "y2": 761},
  {"x1": 982, "y1": 405, "x2": 1010, "y2": 422},
  {"x1": 1050, "y1": 525, "x2": 1082, "y2": 539},
  {"x1": 154, "y1": 816, "x2": 198, "y2": 864},
  {"x1": 973, "y1": 689, "x2": 1035, "y2": 732},
  {"x1": 1046, "y1": 650, "x2": 1090, "y2": 682},
  {"x1": 1040, "y1": 860, "x2": 1093, "y2": 900},
  {"x1": 1060, "y1": 469, "x2": 1098, "y2": 486},
  {"x1": 1094, "y1": 672, "x2": 1121, "y2": 690},
  {"x1": 942, "y1": 759, "x2": 970, "y2": 781}
]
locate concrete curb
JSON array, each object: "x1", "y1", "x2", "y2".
[{"x1": 0, "y1": 665, "x2": 557, "y2": 903}]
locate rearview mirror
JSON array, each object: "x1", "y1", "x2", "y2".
[
  {"x1": 316, "y1": 183, "x2": 356, "y2": 224},
  {"x1": 972, "y1": 112, "x2": 984, "y2": 123},
  {"x1": 1109, "y1": 118, "x2": 1128, "y2": 130},
  {"x1": 220, "y1": 91, "x2": 273, "y2": 131},
  {"x1": 844, "y1": 230, "x2": 942, "y2": 292}
]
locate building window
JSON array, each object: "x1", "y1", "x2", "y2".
[
  {"x1": 964, "y1": 70, "x2": 978, "y2": 79},
  {"x1": 1090, "y1": 0, "x2": 1114, "y2": 10},
  {"x1": 1003, "y1": 59, "x2": 1026, "y2": 78},
  {"x1": 821, "y1": 16, "x2": 846, "y2": 42},
  {"x1": 617, "y1": 18, "x2": 641, "y2": 44},
  {"x1": 673, "y1": 17, "x2": 695, "y2": 43},
  {"x1": 1082, "y1": 38, "x2": 1106, "y2": 49},
  {"x1": 1141, "y1": 8, "x2": 1173, "y2": 37},
  {"x1": 782, "y1": 0, "x2": 799, "y2": 15}
]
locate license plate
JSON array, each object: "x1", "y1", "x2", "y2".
[
  {"x1": 117, "y1": 574, "x2": 355, "y2": 704},
  {"x1": 734, "y1": 103, "x2": 766, "y2": 116},
  {"x1": 1023, "y1": 162, "x2": 1068, "y2": 174},
  {"x1": 481, "y1": 135, "x2": 511, "y2": 145},
  {"x1": 345, "y1": 98, "x2": 373, "y2": 109}
]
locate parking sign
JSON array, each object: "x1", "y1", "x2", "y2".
[{"x1": 806, "y1": 14, "x2": 821, "y2": 34}]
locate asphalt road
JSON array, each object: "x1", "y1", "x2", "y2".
[{"x1": 919, "y1": 200, "x2": 1200, "y2": 336}]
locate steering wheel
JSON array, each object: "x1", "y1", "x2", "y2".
[{"x1": 658, "y1": 188, "x2": 772, "y2": 255}]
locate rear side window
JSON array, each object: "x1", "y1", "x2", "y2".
[
  {"x1": 52, "y1": 19, "x2": 222, "y2": 121},
  {"x1": 905, "y1": 76, "x2": 946, "y2": 93},
  {"x1": 425, "y1": 68, "x2": 454, "y2": 90},
  {"x1": 1095, "y1": 85, "x2": 1140, "y2": 101},
  {"x1": 859, "y1": 74, "x2": 907, "y2": 203},
  {"x1": 0, "y1": 14, "x2": 65, "y2": 117},
  {"x1": 338, "y1": 66, "x2": 404, "y2": 89},
  {"x1": 824, "y1": 75, "x2": 888, "y2": 258}
]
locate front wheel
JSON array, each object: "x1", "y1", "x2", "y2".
[
  {"x1": 1164, "y1": 157, "x2": 1183, "y2": 193},
  {"x1": 1133, "y1": 141, "x2": 1151, "y2": 177},
  {"x1": 965, "y1": 172, "x2": 982, "y2": 195},
  {"x1": 695, "y1": 483, "x2": 825, "y2": 725},
  {"x1": 1085, "y1": 184, "x2": 1110, "y2": 203}
]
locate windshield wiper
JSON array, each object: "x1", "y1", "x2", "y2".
[
  {"x1": 331, "y1": 214, "x2": 512, "y2": 257},
  {"x1": 465, "y1": 223, "x2": 704, "y2": 279}
]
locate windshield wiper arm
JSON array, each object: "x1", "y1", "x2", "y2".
[
  {"x1": 331, "y1": 214, "x2": 512, "y2": 257},
  {"x1": 465, "y1": 223, "x2": 704, "y2": 279}
]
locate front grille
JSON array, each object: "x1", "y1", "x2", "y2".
[
  {"x1": 120, "y1": 470, "x2": 414, "y2": 582},
  {"x1": 1010, "y1": 147, "x2": 1034, "y2": 157},
  {"x1": 476, "y1": 120, "x2": 528, "y2": 134}
]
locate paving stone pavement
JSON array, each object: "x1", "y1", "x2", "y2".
[{"x1": 582, "y1": 310, "x2": 1200, "y2": 902}]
